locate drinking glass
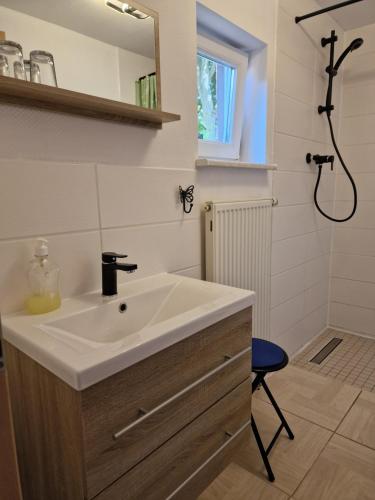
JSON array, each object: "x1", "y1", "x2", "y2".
[
  {"x1": 24, "y1": 60, "x2": 30, "y2": 81},
  {"x1": 30, "y1": 51, "x2": 58, "y2": 87},
  {"x1": 0, "y1": 54, "x2": 9, "y2": 77},
  {"x1": 30, "y1": 62, "x2": 41, "y2": 84},
  {"x1": 0, "y1": 41, "x2": 26, "y2": 80}
]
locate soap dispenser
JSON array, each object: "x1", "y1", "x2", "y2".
[{"x1": 25, "y1": 238, "x2": 61, "y2": 315}]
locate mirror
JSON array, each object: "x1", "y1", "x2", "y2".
[{"x1": 0, "y1": 0, "x2": 160, "y2": 110}]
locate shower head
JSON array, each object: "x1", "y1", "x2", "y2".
[
  {"x1": 350, "y1": 38, "x2": 364, "y2": 51},
  {"x1": 333, "y1": 38, "x2": 364, "y2": 72}
]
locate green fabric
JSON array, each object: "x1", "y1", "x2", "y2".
[{"x1": 135, "y1": 74, "x2": 157, "y2": 109}]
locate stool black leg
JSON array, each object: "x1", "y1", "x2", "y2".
[
  {"x1": 261, "y1": 379, "x2": 294, "y2": 440},
  {"x1": 251, "y1": 415, "x2": 275, "y2": 482}
]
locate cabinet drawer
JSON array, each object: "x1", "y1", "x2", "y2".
[
  {"x1": 95, "y1": 379, "x2": 252, "y2": 500},
  {"x1": 82, "y1": 307, "x2": 252, "y2": 498}
]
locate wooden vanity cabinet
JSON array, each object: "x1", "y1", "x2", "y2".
[{"x1": 4, "y1": 307, "x2": 252, "y2": 500}]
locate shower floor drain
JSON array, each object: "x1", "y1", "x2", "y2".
[{"x1": 309, "y1": 338, "x2": 343, "y2": 365}]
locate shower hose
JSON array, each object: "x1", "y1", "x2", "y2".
[{"x1": 314, "y1": 113, "x2": 358, "y2": 222}]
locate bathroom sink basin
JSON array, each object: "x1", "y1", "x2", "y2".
[
  {"x1": 2, "y1": 273, "x2": 255, "y2": 390},
  {"x1": 41, "y1": 278, "x2": 228, "y2": 344}
]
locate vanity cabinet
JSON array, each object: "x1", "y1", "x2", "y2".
[{"x1": 4, "y1": 307, "x2": 252, "y2": 500}]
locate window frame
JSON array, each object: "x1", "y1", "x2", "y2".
[{"x1": 197, "y1": 35, "x2": 248, "y2": 160}]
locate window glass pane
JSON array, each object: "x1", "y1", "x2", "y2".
[{"x1": 197, "y1": 53, "x2": 236, "y2": 144}]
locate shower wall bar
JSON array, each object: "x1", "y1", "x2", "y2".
[{"x1": 295, "y1": 0, "x2": 365, "y2": 24}]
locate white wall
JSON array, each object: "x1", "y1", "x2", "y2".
[
  {"x1": 118, "y1": 48, "x2": 155, "y2": 104},
  {"x1": 330, "y1": 23, "x2": 375, "y2": 338},
  {"x1": 270, "y1": 0, "x2": 343, "y2": 355}
]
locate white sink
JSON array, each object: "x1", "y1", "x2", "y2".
[{"x1": 2, "y1": 273, "x2": 255, "y2": 390}]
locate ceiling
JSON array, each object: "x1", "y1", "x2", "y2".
[
  {"x1": 316, "y1": 0, "x2": 375, "y2": 30},
  {"x1": 0, "y1": 0, "x2": 156, "y2": 58}
]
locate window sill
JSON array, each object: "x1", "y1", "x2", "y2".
[{"x1": 196, "y1": 158, "x2": 277, "y2": 171}]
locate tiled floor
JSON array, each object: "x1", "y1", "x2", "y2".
[
  {"x1": 292, "y1": 328, "x2": 375, "y2": 392},
  {"x1": 199, "y1": 364, "x2": 375, "y2": 500}
]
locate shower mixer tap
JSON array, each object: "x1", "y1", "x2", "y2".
[{"x1": 306, "y1": 153, "x2": 335, "y2": 171}]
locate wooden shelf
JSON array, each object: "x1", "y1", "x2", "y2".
[
  {"x1": 196, "y1": 158, "x2": 277, "y2": 171},
  {"x1": 0, "y1": 76, "x2": 180, "y2": 128}
]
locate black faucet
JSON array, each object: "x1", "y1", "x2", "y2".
[
  {"x1": 306, "y1": 153, "x2": 335, "y2": 171},
  {"x1": 102, "y1": 252, "x2": 138, "y2": 296}
]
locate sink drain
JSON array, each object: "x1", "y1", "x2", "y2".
[{"x1": 119, "y1": 303, "x2": 127, "y2": 313}]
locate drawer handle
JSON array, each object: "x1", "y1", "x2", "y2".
[
  {"x1": 165, "y1": 419, "x2": 252, "y2": 500},
  {"x1": 113, "y1": 346, "x2": 251, "y2": 440}
]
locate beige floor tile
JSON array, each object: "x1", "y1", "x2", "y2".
[
  {"x1": 294, "y1": 435, "x2": 375, "y2": 500},
  {"x1": 232, "y1": 399, "x2": 332, "y2": 496},
  {"x1": 255, "y1": 366, "x2": 360, "y2": 430},
  {"x1": 337, "y1": 391, "x2": 375, "y2": 449},
  {"x1": 198, "y1": 462, "x2": 288, "y2": 500},
  {"x1": 292, "y1": 329, "x2": 375, "y2": 393}
]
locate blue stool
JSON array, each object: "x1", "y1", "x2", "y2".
[{"x1": 251, "y1": 339, "x2": 294, "y2": 482}]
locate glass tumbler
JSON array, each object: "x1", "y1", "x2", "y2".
[
  {"x1": 0, "y1": 41, "x2": 26, "y2": 80},
  {"x1": 30, "y1": 50, "x2": 58, "y2": 87},
  {"x1": 0, "y1": 54, "x2": 9, "y2": 77}
]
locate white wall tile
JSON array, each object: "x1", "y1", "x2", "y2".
[
  {"x1": 272, "y1": 203, "x2": 328, "y2": 241},
  {"x1": 341, "y1": 143, "x2": 375, "y2": 173},
  {"x1": 270, "y1": 293, "x2": 305, "y2": 339},
  {"x1": 305, "y1": 254, "x2": 330, "y2": 289},
  {"x1": 302, "y1": 304, "x2": 328, "y2": 343},
  {"x1": 345, "y1": 25, "x2": 375, "y2": 56},
  {"x1": 277, "y1": 7, "x2": 315, "y2": 70},
  {"x1": 274, "y1": 170, "x2": 335, "y2": 208},
  {"x1": 197, "y1": 167, "x2": 272, "y2": 205},
  {"x1": 331, "y1": 278, "x2": 375, "y2": 310},
  {"x1": 0, "y1": 160, "x2": 99, "y2": 240},
  {"x1": 272, "y1": 0, "x2": 341, "y2": 348},
  {"x1": 330, "y1": 302, "x2": 375, "y2": 337},
  {"x1": 102, "y1": 220, "x2": 201, "y2": 284},
  {"x1": 276, "y1": 51, "x2": 314, "y2": 104},
  {"x1": 329, "y1": 23, "x2": 375, "y2": 334},
  {"x1": 343, "y1": 52, "x2": 375, "y2": 86},
  {"x1": 273, "y1": 172, "x2": 313, "y2": 206},
  {"x1": 305, "y1": 228, "x2": 332, "y2": 261},
  {"x1": 0, "y1": 231, "x2": 101, "y2": 314},
  {"x1": 275, "y1": 92, "x2": 312, "y2": 139},
  {"x1": 331, "y1": 253, "x2": 375, "y2": 284},
  {"x1": 342, "y1": 114, "x2": 375, "y2": 145},
  {"x1": 271, "y1": 233, "x2": 308, "y2": 275},
  {"x1": 282, "y1": 0, "x2": 343, "y2": 50},
  {"x1": 335, "y1": 201, "x2": 375, "y2": 229},
  {"x1": 343, "y1": 83, "x2": 375, "y2": 117},
  {"x1": 336, "y1": 173, "x2": 375, "y2": 201},
  {"x1": 97, "y1": 165, "x2": 198, "y2": 229},
  {"x1": 333, "y1": 227, "x2": 375, "y2": 256},
  {"x1": 273, "y1": 133, "x2": 317, "y2": 173},
  {"x1": 273, "y1": 304, "x2": 328, "y2": 358},
  {"x1": 304, "y1": 279, "x2": 329, "y2": 316},
  {"x1": 272, "y1": 318, "x2": 308, "y2": 357},
  {"x1": 271, "y1": 265, "x2": 305, "y2": 308}
]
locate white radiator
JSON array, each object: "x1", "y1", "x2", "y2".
[{"x1": 205, "y1": 199, "x2": 273, "y2": 340}]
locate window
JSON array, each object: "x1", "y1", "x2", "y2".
[{"x1": 197, "y1": 36, "x2": 248, "y2": 160}]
